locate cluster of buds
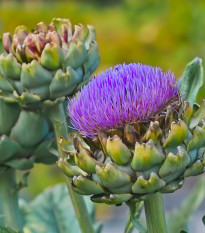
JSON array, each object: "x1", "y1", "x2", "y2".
[
  {"x1": 0, "y1": 18, "x2": 99, "y2": 170},
  {"x1": 58, "y1": 64, "x2": 205, "y2": 205},
  {"x1": 0, "y1": 18, "x2": 99, "y2": 107}
]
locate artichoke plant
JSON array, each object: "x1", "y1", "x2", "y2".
[
  {"x1": 0, "y1": 18, "x2": 99, "y2": 232},
  {"x1": 0, "y1": 97, "x2": 57, "y2": 170},
  {"x1": 0, "y1": 18, "x2": 99, "y2": 108},
  {"x1": 58, "y1": 63, "x2": 205, "y2": 205}
]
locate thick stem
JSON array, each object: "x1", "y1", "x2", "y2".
[
  {"x1": 144, "y1": 193, "x2": 167, "y2": 233},
  {"x1": 0, "y1": 168, "x2": 23, "y2": 231},
  {"x1": 48, "y1": 103, "x2": 95, "y2": 233}
]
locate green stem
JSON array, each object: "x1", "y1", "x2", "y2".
[
  {"x1": 0, "y1": 168, "x2": 23, "y2": 231},
  {"x1": 124, "y1": 221, "x2": 134, "y2": 233},
  {"x1": 48, "y1": 102, "x2": 95, "y2": 233},
  {"x1": 125, "y1": 201, "x2": 146, "y2": 233},
  {"x1": 144, "y1": 193, "x2": 167, "y2": 233}
]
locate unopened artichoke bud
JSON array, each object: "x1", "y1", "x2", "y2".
[
  {"x1": 143, "y1": 121, "x2": 162, "y2": 142},
  {"x1": 0, "y1": 18, "x2": 99, "y2": 108},
  {"x1": 106, "y1": 136, "x2": 132, "y2": 165},
  {"x1": 58, "y1": 63, "x2": 205, "y2": 205},
  {"x1": 0, "y1": 98, "x2": 57, "y2": 170}
]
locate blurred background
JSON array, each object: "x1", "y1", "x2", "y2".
[{"x1": 0, "y1": 0, "x2": 205, "y2": 232}]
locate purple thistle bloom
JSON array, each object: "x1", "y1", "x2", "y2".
[{"x1": 68, "y1": 63, "x2": 180, "y2": 137}]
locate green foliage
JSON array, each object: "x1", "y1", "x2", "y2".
[
  {"x1": 0, "y1": 223, "x2": 18, "y2": 233},
  {"x1": 178, "y1": 57, "x2": 204, "y2": 106},
  {"x1": 20, "y1": 184, "x2": 102, "y2": 233},
  {"x1": 167, "y1": 176, "x2": 205, "y2": 233},
  {"x1": 202, "y1": 215, "x2": 205, "y2": 226}
]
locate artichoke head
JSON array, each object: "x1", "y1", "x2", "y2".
[
  {"x1": 58, "y1": 100, "x2": 205, "y2": 205},
  {"x1": 0, "y1": 18, "x2": 99, "y2": 108}
]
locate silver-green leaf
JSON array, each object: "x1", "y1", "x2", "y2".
[
  {"x1": 20, "y1": 184, "x2": 102, "y2": 233},
  {"x1": 178, "y1": 57, "x2": 203, "y2": 106}
]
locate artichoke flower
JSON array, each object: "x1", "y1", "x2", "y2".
[
  {"x1": 58, "y1": 63, "x2": 205, "y2": 205},
  {"x1": 0, "y1": 97, "x2": 57, "y2": 170},
  {"x1": 0, "y1": 18, "x2": 99, "y2": 108}
]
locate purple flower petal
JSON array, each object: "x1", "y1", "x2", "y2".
[{"x1": 68, "y1": 63, "x2": 179, "y2": 137}]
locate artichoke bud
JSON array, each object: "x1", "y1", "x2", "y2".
[
  {"x1": 84, "y1": 25, "x2": 96, "y2": 50},
  {"x1": 143, "y1": 121, "x2": 162, "y2": 142},
  {"x1": 11, "y1": 36, "x2": 18, "y2": 55},
  {"x1": 132, "y1": 172, "x2": 165, "y2": 194},
  {"x1": 24, "y1": 33, "x2": 46, "y2": 57},
  {"x1": 57, "y1": 158, "x2": 86, "y2": 178},
  {"x1": 91, "y1": 193, "x2": 133, "y2": 205},
  {"x1": 159, "y1": 146, "x2": 190, "y2": 182},
  {"x1": 21, "y1": 60, "x2": 52, "y2": 99},
  {"x1": 187, "y1": 126, "x2": 205, "y2": 152},
  {"x1": 40, "y1": 42, "x2": 64, "y2": 70},
  {"x1": 61, "y1": 24, "x2": 69, "y2": 43},
  {"x1": 0, "y1": 54, "x2": 21, "y2": 80},
  {"x1": 25, "y1": 47, "x2": 37, "y2": 62},
  {"x1": 0, "y1": 18, "x2": 99, "y2": 107},
  {"x1": 0, "y1": 73, "x2": 14, "y2": 93},
  {"x1": 160, "y1": 179, "x2": 184, "y2": 193},
  {"x1": 14, "y1": 25, "x2": 29, "y2": 34},
  {"x1": 3, "y1": 33, "x2": 12, "y2": 53},
  {"x1": 106, "y1": 135, "x2": 131, "y2": 165},
  {"x1": 73, "y1": 175, "x2": 104, "y2": 195},
  {"x1": 182, "y1": 101, "x2": 192, "y2": 125},
  {"x1": 36, "y1": 22, "x2": 48, "y2": 33},
  {"x1": 197, "y1": 146, "x2": 205, "y2": 159},
  {"x1": 189, "y1": 100, "x2": 205, "y2": 129},
  {"x1": 46, "y1": 31, "x2": 62, "y2": 46},
  {"x1": 184, "y1": 160, "x2": 204, "y2": 177},
  {"x1": 13, "y1": 27, "x2": 29, "y2": 47},
  {"x1": 73, "y1": 136, "x2": 89, "y2": 152},
  {"x1": 131, "y1": 139, "x2": 165, "y2": 171},
  {"x1": 74, "y1": 149, "x2": 103, "y2": 173},
  {"x1": 163, "y1": 120, "x2": 188, "y2": 148},
  {"x1": 63, "y1": 41, "x2": 87, "y2": 69},
  {"x1": 15, "y1": 45, "x2": 25, "y2": 63},
  {"x1": 164, "y1": 106, "x2": 174, "y2": 130},
  {"x1": 52, "y1": 18, "x2": 72, "y2": 43},
  {"x1": 83, "y1": 42, "x2": 99, "y2": 76},
  {"x1": 98, "y1": 131, "x2": 108, "y2": 156},
  {"x1": 95, "y1": 163, "x2": 131, "y2": 188},
  {"x1": 72, "y1": 24, "x2": 86, "y2": 42}
]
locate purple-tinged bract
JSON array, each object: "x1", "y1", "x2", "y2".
[{"x1": 68, "y1": 63, "x2": 179, "y2": 137}]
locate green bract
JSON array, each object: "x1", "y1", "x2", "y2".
[
  {"x1": 0, "y1": 18, "x2": 99, "y2": 108},
  {"x1": 0, "y1": 97, "x2": 57, "y2": 170},
  {"x1": 58, "y1": 100, "x2": 205, "y2": 205}
]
